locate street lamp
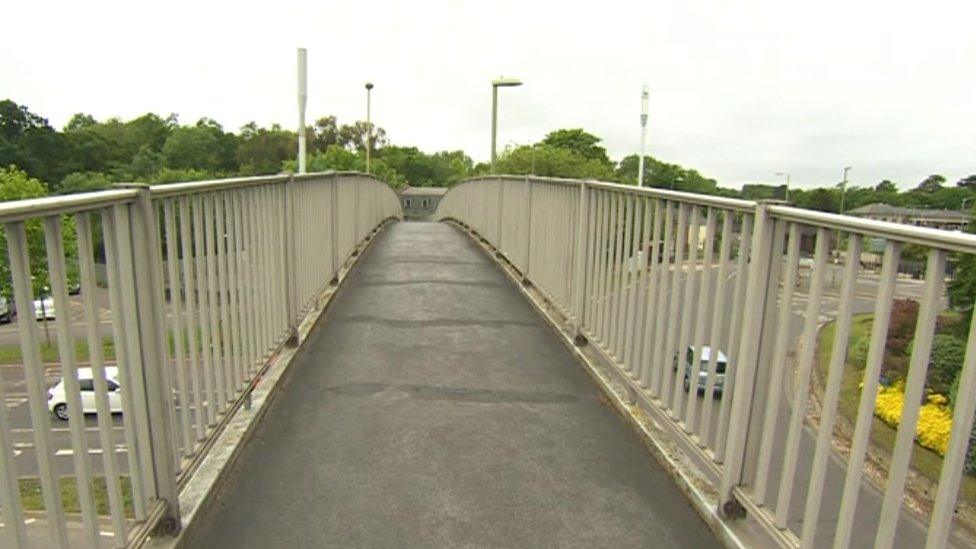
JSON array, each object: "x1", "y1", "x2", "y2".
[
  {"x1": 365, "y1": 82, "x2": 374, "y2": 174},
  {"x1": 490, "y1": 77, "x2": 522, "y2": 174},
  {"x1": 297, "y1": 48, "x2": 308, "y2": 174},
  {"x1": 839, "y1": 166, "x2": 852, "y2": 215},
  {"x1": 638, "y1": 85, "x2": 649, "y2": 187},
  {"x1": 775, "y1": 171, "x2": 791, "y2": 202}
]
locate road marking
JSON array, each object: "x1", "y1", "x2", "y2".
[
  {"x1": 54, "y1": 446, "x2": 126, "y2": 456},
  {"x1": 5, "y1": 397, "x2": 27, "y2": 409},
  {"x1": 10, "y1": 427, "x2": 126, "y2": 434}
]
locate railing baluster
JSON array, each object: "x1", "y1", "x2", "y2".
[
  {"x1": 834, "y1": 240, "x2": 900, "y2": 548},
  {"x1": 6, "y1": 220, "x2": 69, "y2": 547},
  {"x1": 699, "y1": 210, "x2": 733, "y2": 449},
  {"x1": 686, "y1": 206, "x2": 717, "y2": 431},
  {"x1": 753, "y1": 221, "x2": 800, "y2": 504},
  {"x1": 714, "y1": 213, "x2": 753, "y2": 462},
  {"x1": 179, "y1": 197, "x2": 205, "y2": 440},
  {"x1": 162, "y1": 201, "x2": 193, "y2": 458},
  {"x1": 662, "y1": 203, "x2": 689, "y2": 409},
  {"x1": 775, "y1": 227, "x2": 828, "y2": 527},
  {"x1": 102, "y1": 206, "x2": 148, "y2": 519},
  {"x1": 639, "y1": 199, "x2": 663, "y2": 390},
  {"x1": 875, "y1": 248, "x2": 946, "y2": 548},
  {"x1": 651, "y1": 201, "x2": 675, "y2": 397}
]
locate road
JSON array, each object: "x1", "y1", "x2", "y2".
[
  {"x1": 602, "y1": 259, "x2": 945, "y2": 547},
  {"x1": 1, "y1": 361, "x2": 129, "y2": 477}
]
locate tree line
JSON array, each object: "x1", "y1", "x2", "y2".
[{"x1": 3, "y1": 98, "x2": 974, "y2": 215}]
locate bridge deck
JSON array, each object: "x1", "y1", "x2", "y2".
[{"x1": 181, "y1": 222, "x2": 718, "y2": 548}]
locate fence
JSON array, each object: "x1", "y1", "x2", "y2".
[
  {"x1": 436, "y1": 175, "x2": 976, "y2": 549},
  {"x1": 0, "y1": 172, "x2": 400, "y2": 548}
]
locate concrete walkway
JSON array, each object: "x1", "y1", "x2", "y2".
[{"x1": 181, "y1": 222, "x2": 719, "y2": 548}]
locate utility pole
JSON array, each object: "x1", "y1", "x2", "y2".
[
  {"x1": 638, "y1": 85, "x2": 649, "y2": 187},
  {"x1": 839, "y1": 166, "x2": 852, "y2": 215},
  {"x1": 775, "y1": 171, "x2": 791, "y2": 202},
  {"x1": 365, "y1": 82, "x2": 374, "y2": 174},
  {"x1": 297, "y1": 48, "x2": 307, "y2": 174}
]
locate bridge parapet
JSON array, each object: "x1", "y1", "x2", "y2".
[
  {"x1": 0, "y1": 172, "x2": 400, "y2": 547},
  {"x1": 436, "y1": 175, "x2": 976, "y2": 549}
]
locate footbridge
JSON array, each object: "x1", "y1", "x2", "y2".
[{"x1": 0, "y1": 173, "x2": 973, "y2": 548}]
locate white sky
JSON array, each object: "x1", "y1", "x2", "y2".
[{"x1": 2, "y1": 0, "x2": 973, "y2": 190}]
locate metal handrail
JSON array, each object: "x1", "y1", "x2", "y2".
[
  {"x1": 0, "y1": 188, "x2": 139, "y2": 223},
  {"x1": 768, "y1": 204, "x2": 976, "y2": 254}
]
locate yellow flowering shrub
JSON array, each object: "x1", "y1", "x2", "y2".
[{"x1": 874, "y1": 382, "x2": 953, "y2": 456}]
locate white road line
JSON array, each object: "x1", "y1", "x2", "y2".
[
  {"x1": 54, "y1": 446, "x2": 127, "y2": 456},
  {"x1": 10, "y1": 427, "x2": 126, "y2": 434}
]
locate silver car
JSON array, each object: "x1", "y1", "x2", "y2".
[{"x1": 677, "y1": 346, "x2": 728, "y2": 395}]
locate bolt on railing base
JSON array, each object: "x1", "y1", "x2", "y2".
[
  {"x1": 720, "y1": 496, "x2": 747, "y2": 521},
  {"x1": 285, "y1": 326, "x2": 300, "y2": 348}
]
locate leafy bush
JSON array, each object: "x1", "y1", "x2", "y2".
[
  {"x1": 948, "y1": 372, "x2": 976, "y2": 475},
  {"x1": 882, "y1": 299, "x2": 920, "y2": 382},
  {"x1": 848, "y1": 335, "x2": 872, "y2": 368},
  {"x1": 926, "y1": 334, "x2": 967, "y2": 395}
]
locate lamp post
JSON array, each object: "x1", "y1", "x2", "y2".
[
  {"x1": 775, "y1": 171, "x2": 791, "y2": 202},
  {"x1": 365, "y1": 82, "x2": 374, "y2": 174},
  {"x1": 490, "y1": 77, "x2": 522, "y2": 174},
  {"x1": 638, "y1": 85, "x2": 649, "y2": 187},
  {"x1": 839, "y1": 166, "x2": 852, "y2": 215},
  {"x1": 297, "y1": 48, "x2": 307, "y2": 174}
]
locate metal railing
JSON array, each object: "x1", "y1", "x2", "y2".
[
  {"x1": 436, "y1": 175, "x2": 976, "y2": 549},
  {"x1": 0, "y1": 172, "x2": 401, "y2": 548}
]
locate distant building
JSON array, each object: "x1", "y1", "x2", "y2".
[
  {"x1": 848, "y1": 203, "x2": 972, "y2": 231},
  {"x1": 399, "y1": 186, "x2": 448, "y2": 220}
]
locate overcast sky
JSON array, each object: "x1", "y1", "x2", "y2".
[{"x1": 2, "y1": 0, "x2": 973, "y2": 190}]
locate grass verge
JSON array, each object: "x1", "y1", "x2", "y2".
[{"x1": 18, "y1": 476, "x2": 134, "y2": 518}]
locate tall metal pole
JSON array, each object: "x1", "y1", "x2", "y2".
[
  {"x1": 776, "y1": 171, "x2": 791, "y2": 202},
  {"x1": 490, "y1": 85, "x2": 499, "y2": 174},
  {"x1": 638, "y1": 85, "x2": 649, "y2": 187},
  {"x1": 365, "y1": 82, "x2": 374, "y2": 174},
  {"x1": 297, "y1": 48, "x2": 307, "y2": 174},
  {"x1": 839, "y1": 166, "x2": 851, "y2": 215}
]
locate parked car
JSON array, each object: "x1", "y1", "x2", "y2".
[
  {"x1": 674, "y1": 346, "x2": 728, "y2": 395},
  {"x1": 47, "y1": 367, "x2": 122, "y2": 420},
  {"x1": 0, "y1": 296, "x2": 16, "y2": 323},
  {"x1": 33, "y1": 295, "x2": 55, "y2": 320}
]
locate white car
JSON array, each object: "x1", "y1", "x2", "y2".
[
  {"x1": 33, "y1": 296, "x2": 55, "y2": 320},
  {"x1": 675, "y1": 346, "x2": 729, "y2": 395},
  {"x1": 47, "y1": 367, "x2": 123, "y2": 420}
]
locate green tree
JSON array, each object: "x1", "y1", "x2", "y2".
[
  {"x1": 915, "y1": 174, "x2": 946, "y2": 193},
  {"x1": 539, "y1": 129, "x2": 612, "y2": 166},
  {"x1": 162, "y1": 119, "x2": 236, "y2": 174},
  {"x1": 957, "y1": 175, "x2": 976, "y2": 190},
  {"x1": 236, "y1": 123, "x2": 295, "y2": 175},
  {"x1": 495, "y1": 144, "x2": 614, "y2": 181},
  {"x1": 875, "y1": 180, "x2": 898, "y2": 193},
  {"x1": 949, "y1": 213, "x2": 976, "y2": 329},
  {"x1": 0, "y1": 166, "x2": 78, "y2": 300},
  {"x1": 59, "y1": 172, "x2": 112, "y2": 194}
]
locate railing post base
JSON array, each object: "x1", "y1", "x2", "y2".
[
  {"x1": 720, "y1": 496, "x2": 747, "y2": 521},
  {"x1": 285, "y1": 326, "x2": 300, "y2": 348}
]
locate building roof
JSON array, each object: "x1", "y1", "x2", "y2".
[
  {"x1": 399, "y1": 186, "x2": 449, "y2": 197},
  {"x1": 849, "y1": 203, "x2": 971, "y2": 221}
]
